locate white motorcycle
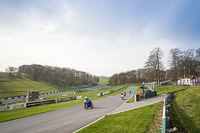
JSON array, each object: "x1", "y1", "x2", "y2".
[{"x1": 120, "y1": 93, "x2": 125, "y2": 100}]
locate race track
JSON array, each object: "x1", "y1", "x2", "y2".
[{"x1": 0, "y1": 86, "x2": 136, "y2": 133}]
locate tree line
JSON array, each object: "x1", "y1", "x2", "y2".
[
  {"x1": 6, "y1": 64, "x2": 99, "y2": 86},
  {"x1": 109, "y1": 48, "x2": 200, "y2": 86}
]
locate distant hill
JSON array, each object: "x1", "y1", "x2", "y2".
[
  {"x1": 0, "y1": 72, "x2": 80, "y2": 98},
  {"x1": 99, "y1": 77, "x2": 109, "y2": 84},
  {"x1": 18, "y1": 64, "x2": 99, "y2": 86}
]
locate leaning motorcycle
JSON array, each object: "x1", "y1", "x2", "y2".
[{"x1": 84, "y1": 100, "x2": 94, "y2": 109}]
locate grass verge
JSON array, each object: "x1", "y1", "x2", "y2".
[
  {"x1": 155, "y1": 85, "x2": 186, "y2": 95},
  {"x1": 78, "y1": 102, "x2": 163, "y2": 133},
  {"x1": 148, "y1": 101, "x2": 163, "y2": 133},
  {"x1": 0, "y1": 84, "x2": 137, "y2": 123},
  {"x1": 126, "y1": 96, "x2": 135, "y2": 103},
  {"x1": 169, "y1": 86, "x2": 200, "y2": 132}
]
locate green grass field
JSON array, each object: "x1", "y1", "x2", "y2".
[
  {"x1": 0, "y1": 78, "x2": 58, "y2": 98},
  {"x1": 43, "y1": 83, "x2": 82, "y2": 91},
  {"x1": 169, "y1": 86, "x2": 200, "y2": 132},
  {"x1": 0, "y1": 72, "x2": 92, "y2": 98},
  {"x1": 78, "y1": 102, "x2": 163, "y2": 133},
  {"x1": 99, "y1": 77, "x2": 109, "y2": 84},
  {"x1": 154, "y1": 85, "x2": 187, "y2": 95},
  {"x1": 0, "y1": 84, "x2": 137, "y2": 123}
]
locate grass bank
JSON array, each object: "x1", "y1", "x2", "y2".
[
  {"x1": 169, "y1": 86, "x2": 200, "y2": 132},
  {"x1": 99, "y1": 77, "x2": 109, "y2": 84},
  {"x1": 0, "y1": 75, "x2": 95, "y2": 98},
  {"x1": 154, "y1": 85, "x2": 187, "y2": 95},
  {"x1": 78, "y1": 102, "x2": 163, "y2": 133},
  {"x1": 0, "y1": 84, "x2": 136, "y2": 123},
  {"x1": 0, "y1": 78, "x2": 58, "y2": 98}
]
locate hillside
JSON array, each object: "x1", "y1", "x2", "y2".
[
  {"x1": 0, "y1": 72, "x2": 82, "y2": 98},
  {"x1": 0, "y1": 78, "x2": 58, "y2": 98}
]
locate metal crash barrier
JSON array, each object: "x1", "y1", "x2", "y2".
[
  {"x1": 162, "y1": 94, "x2": 171, "y2": 133},
  {"x1": 161, "y1": 88, "x2": 187, "y2": 133}
]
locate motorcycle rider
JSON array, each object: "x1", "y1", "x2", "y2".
[
  {"x1": 84, "y1": 96, "x2": 91, "y2": 104},
  {"x1": 120, "y1": 93, "x2": 125, "y2": 100},
  {"x1": 123, "y1": 92, "x2": 126, "y2": 97},
  {"x1": 84, "y1": 96, "x2": 93, "y2": 109}
]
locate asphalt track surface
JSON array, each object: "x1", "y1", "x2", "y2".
[{"x1": 0, "y1": 86, "x2": 136, "y2": 133}]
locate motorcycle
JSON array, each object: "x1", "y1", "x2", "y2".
[
  {"x1": 84, "y1": 100, "x2": 94, "y2": 109},
  {"x1": 120, "y1": 93, "x2": 125, "y2": 100}
]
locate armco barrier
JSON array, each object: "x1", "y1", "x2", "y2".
[
  {"x1": 26, "y1": 100, "x2": 57, "y2": 107},
  {"x1": 0, "y1": 103, "x2": 27, "y2": 112},
  {"x1": 76, "y1": 96, "x2": 82, "y2": 99},
  {"x1": 97, "y1": 86, "x2": 125, "y2": 97},
  {"x1": 161, "y1": 88, "x2": 187, "y2": 133},
  {"x1": 0, "y1": 96, "x2": 82, "y2": 112},
  {"x1": 161, "y1": 94, "x2": 171, "y2": 133},
  {"x1": 57, "y1": 98, "x2": 72, "y2": 102},
  {"x1": 0, "y1": 89, "x2": 76, "y2": 101}
]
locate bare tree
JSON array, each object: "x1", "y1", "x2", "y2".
[
  {"x1": 108, "y1": 69, "x2": 147, "y2": 85},
  {"x1": 183, "y1": 49, "x2": 197, "y2": 78},
  {"x1": 145, "y1": 48, "x2": 164, "y2": 86},
  {"x1": 168, "y1": 48, "x2": 200, "y2": 80},
  {"x1": 6, "y1": 66, "x2": 18, "y2": 78},
  {"x1": 196, "y1": 48, "x2": 200, "y2": 58},
  {"x1": 196, "y1": 48, "x2": 200, "y2": 77},
  {"x1": 169, "y1": 48, "x2": 182, "y2": 81}
]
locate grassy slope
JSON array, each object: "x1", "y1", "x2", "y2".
[
  {"x1": 154, "y1": 85, "x2": 187, "y2": 95},
  {"x1": 0, "y1": 72, "x2": 85, "y2": 98},
  {"x1": 0, "y1": 78, "x2": 58, "y2": 98},
  {"x1": 99, "y1": 77, "x2": 109, "y2": 84},
  {"x1": 43, "y1": 83, "x2": 82, "y2": 91},
  {"x1": 148, "y1": 101, "x2": 163, "y2": 133},
  {"x1": 0, "y1": 84, "x2": 136, "y2": 123},
  {"x1": 78, "y1": 102, "x2": 163, "y2": 133},
  {"x1": 0, "y1": 74, "x2": 111, "y2": 98},
  {"x1": 170, "y1": 86, "x2": 200, "y2": 132}
]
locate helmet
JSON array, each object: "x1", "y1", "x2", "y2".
[{"x1": 85, "y1": 96, "x2": 88, "y2": 99}]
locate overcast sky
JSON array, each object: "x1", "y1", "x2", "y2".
[{"x1": 0, "y1": 0, "x2": 200, "y2": 76}]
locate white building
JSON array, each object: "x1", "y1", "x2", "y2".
[{"x1": 177, "y1": 78, "x2": 200, "y2": 86}]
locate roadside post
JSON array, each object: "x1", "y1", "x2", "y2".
[{"x1": 133, "y1": 89, "x2": 137, "y2": 102}]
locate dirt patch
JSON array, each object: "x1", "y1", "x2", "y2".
[{"x1": 179, "y1": 104, "x2": 194, "y2": 109}]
